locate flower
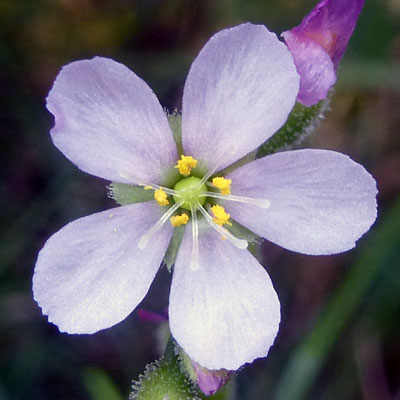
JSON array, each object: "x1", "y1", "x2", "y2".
[
  {"x1": 282, "y1": 0, "x2": 365, "y2": 106},
  {"x1": 33, "y1": 23, "x2": 377, "y2": 371}
]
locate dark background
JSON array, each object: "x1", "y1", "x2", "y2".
[{"x1": 1, "y1": 0, "x2": 400, "y2": 399}]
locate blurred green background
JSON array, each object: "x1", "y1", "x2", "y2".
[{"x1": 1, "y1": 0, "x2": 400, "y2": 399}]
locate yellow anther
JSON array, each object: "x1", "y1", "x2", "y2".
[
  {"x1": 212, "y1": 177, "x2": 232, "y2": 195},
  {"x1": 175, "y1": 155, "x2": 198, "y2": 176},
  {"x1": 144, "y1": 186, "x2": 152, "y2": 190},
  {"x1": 154, "y1": 188, "x2": 169, "y2": 206},
  {"x1": 211, "y1": 205, "x2": 232, "y2": 226},
  {"x1": 170, "y1": 213, "x2": 189, "y2": 227}
]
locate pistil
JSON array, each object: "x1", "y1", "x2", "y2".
[{"x1": 173, "y1": 176, "x2": 207, "y2": 211}]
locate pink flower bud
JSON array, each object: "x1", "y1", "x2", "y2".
[
  {"x1": 283, "y1": 0, "x2": 364, "y2": 106},
  {"x1": 192, "y1": 360, "x2": 231, "y2": 396}
]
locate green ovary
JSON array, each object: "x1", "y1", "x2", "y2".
[{"x1": 173, "y1": 176, "x2": 207, "y2": 210}]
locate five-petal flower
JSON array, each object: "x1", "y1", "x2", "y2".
[{"x1": 33, "y1": 23, "x2": 377, "y2": 371}]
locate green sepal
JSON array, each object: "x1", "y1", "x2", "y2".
[
  {"x1": 130, "y1": 341, "x2": 201, "y2": 400},
  {"x1": 174, "y1": 344, "x2": 198, "y2": 384},
  {"x1": 168, "y1": 110, "x2": 183, "y2": 156},
  {"x1": 256, "y1": 98, "x2": 330, "y2": 158},
  {"x1": 228, "y1": 220, "x2": 260, "y2": 244},
  {"x1": 163, "y1": 225, "x2": 186, "y2": 271},
  {"x1": 226, "y1": 221, "x2": 263, "y2": 264},
  {"x1": 175, "y1": 343, "x2": 234, "y2": 400},
  {"x1": 108, "y1": 183, "x2": 154, "y2": 206}
]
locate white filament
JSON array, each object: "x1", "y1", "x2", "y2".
[
  {"x1": 138, "y1": 201, "x2": 183, "y2": 249},
  {"x1": 195, "y1": 164, "x2": 220, "y2": 189},
  {"x1": 189, "y1": 203, "x2": 200, "y2": 271},
  {"x1": 143, "y1": 182, "x2": 178, "y2": 196},
  {"x1": 197, "y1": 204, "x2": 248, "y2": 250},
  {"x1": 201, "y1": 191, "x2": 270, "y2": 209}
]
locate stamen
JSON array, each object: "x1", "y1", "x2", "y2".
[
  {"x1": 140, "y1": 183, "x2": 178, "y2": 197},
  {"x1": 201, "y1": 191, "x2": 270, "y2": 209},
  {"x1": 170, "y1": 213, "x2": 189, "y2": 227},
  {"x1": 138, "y1": 201, "x2": 183, "y2": 250},
  {"x1": 154, "y1": 188, "x2": 169, "y2": 206},
  {"x1": 175, "y1": 155, "x2": 198, "y2": 176},
  {"x1": 197, "y1": 204, "x2": 248, "y2": 250},
  {"x1": 212, "y1": 177, "x2": 231, "y2": 195},
  {"x1": 190, "y1": 204, "x2": 200, "y2": 271},
  {"x1": 210, "y1": 205, "x2": 232, "y2": 226}
]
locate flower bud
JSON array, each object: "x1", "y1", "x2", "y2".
[
  {"x1": 283, "y1": 0, "x2": 364, "y2": 106},
  {"x1": 191, "y1": 360, "x2": 231, "y2": 396}
]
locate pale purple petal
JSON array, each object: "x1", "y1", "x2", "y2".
[
  {"x1": 283, "y1": 0, "x2": 364, "y2": 106},
  {"x1": 169, "y1": 223, "x2": 280, "y2": 370},
  {"x1": 33, "y1": 202, "x2": 173, "y2": 334},
  {"x1": 282, "y1": 32, "x2": 336, "y2": 107},
  {"x1": 182, "y1": 23, "x2": 299, "y2": 172},
  {"x1": 47, "y1": 57, "x2": 178, "y2": 185},
  {"x1": 224, "y1": 149, "x2": 377, "y2": 255}
]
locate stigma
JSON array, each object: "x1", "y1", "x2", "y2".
[{"x1": 175, "y1": 155, "x2": 198, "y2": 176}]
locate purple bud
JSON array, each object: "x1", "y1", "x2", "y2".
[
  {"x1": 192, "y1": 360, "x2": 231, "y2": 396},
  {"x1": 137, "y1": 308, "x2": 168, "y2": 323},
  {"x1": 282, "y1": 0, "x2": 364, "y2": 106}
]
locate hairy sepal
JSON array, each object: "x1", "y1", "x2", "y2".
[{"x1": 256, "y1": 98, "x2": 330, "y2": 158}]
